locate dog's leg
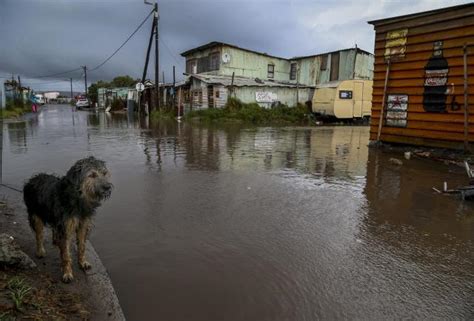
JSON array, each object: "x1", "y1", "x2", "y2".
[
  {"x1": 31, "y1": 215, "x2": 46, "y2": 258},
  {"x1": 59, "y1": 218, "x2": 77, "y2": 283},
  {"x1": 76, "y1": 218, "x2": 91, "y2": 271}
]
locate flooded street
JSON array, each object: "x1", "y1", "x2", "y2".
[{"x1": 3, "y1": 105, "x2": 474, "y2": 320}]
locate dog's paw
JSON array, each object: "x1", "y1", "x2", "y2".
[
  {"x1": 62, "y1": 272, "x2": 74, "y2": 283},
  {"x1": 36, "y1": 248, "x2": 46, "y2": 258},
  {"x1": 79, "y1": 261, "x2": 92, "y2": 271}
]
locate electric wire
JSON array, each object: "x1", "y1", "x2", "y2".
[{"x1": 89, "y1": 9, "x2": 154, "y2": 72}]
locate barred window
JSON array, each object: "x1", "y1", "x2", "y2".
[
  {"x1": 186, "y1": 59, "x2": 197, "y2": 74},
  {"x1": 290, "y1": 63, "x2": 297, "y2": 80},
  {"x1": 268, "y1": 64, "x2": 275, "y2": 79},
  {"x1": 210, "y1": 52, "x2": 220, "y2": 71}
]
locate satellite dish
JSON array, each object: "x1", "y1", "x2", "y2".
[
  {"x1": 222, "y1": 53, "x2": 231, "y2": 64},
  {"x1": 136, "y1": 82, "x2": 145, "y2": 92}
]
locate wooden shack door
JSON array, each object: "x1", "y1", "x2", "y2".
[
  {"x1": 353, "y1": 81, "x2": 364, "y2": 118},
  {"x1": 207, "y1": 85, "x2": 214, "y2": 108}
]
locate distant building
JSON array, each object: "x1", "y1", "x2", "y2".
[{"x1": 179, "y1": 41, "x2": 374, "y2": 110}]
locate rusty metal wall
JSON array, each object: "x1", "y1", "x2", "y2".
[{"x1": 369, "y1": 5, "x2": 474, "y2": 149}]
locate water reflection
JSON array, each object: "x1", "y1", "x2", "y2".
[{"x1": 2, "y1": 106, "x2": 474, "y2": 320}]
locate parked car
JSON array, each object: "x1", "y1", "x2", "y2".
[
  {"x1": 75, "y1": 98, "x2": 90, "y2": 109},
  {"x1": 34, "y1": 94, "x2": 45, "y2": 105}
]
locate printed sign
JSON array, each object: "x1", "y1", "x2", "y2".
[
  {"x1": 256, "y1": 92, "x2": 278, "y2": 103},
  {"x1": 385, "y1": 29, "x2": 408, "y2": 60},
  {"x1": 386, "y1": 94, "x2": 408, "y2": 127},
  {"x1": 339, "y1": 90, "x2": 353, "y2": 99}
]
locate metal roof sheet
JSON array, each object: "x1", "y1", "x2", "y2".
[{"x1": 187, "y1": 74, "x2": 314, "y2": 88}]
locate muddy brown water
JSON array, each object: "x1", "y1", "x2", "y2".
[{"x1": 2, "y1": 105, "x2": 473, "y2": 320}]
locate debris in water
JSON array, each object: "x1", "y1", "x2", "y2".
[
  {"x1": 404, "y1": 151, "x2": 411, "y2": 160},
  {"x1": 389, "y1": 158, "x2": 403, "y2": 166}
]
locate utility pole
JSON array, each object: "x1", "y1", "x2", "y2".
[
  {"x1": 82, "y1": 66, "x2": 88, "y2": 97},
  {"x1": 173, "y1": 65, "x2": 176, "y2": 111},
  {"x1": 154, "y1": 2, "x2": 159, "y2": 110},
  {"x1": 70, "y1": 78, "x2": 73, "y2": 100},
  {"x1": 144, "y1": 0, "x2": 159, "y2": 110}
]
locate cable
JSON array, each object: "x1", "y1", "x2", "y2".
[
  {"x1": 0, "y1": 183, "x2": 22, "y2": 193},
  {"x1": 160, "y1": 38, "x2": 185, "y2": 67},
  {"x1": 33, "y1": 67, "x2": 83, "y2": 79},
  {"x1": 89, "y1": 9, "x2": 154, "y2": 72}
]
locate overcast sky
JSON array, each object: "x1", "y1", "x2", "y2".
[{"x1": 0, "y1": 0, "x2": 470, "y2": 92}]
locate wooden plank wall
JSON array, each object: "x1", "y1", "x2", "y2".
[{"x1": 370, "y1": 6, "x2": 474, "y2": 148}]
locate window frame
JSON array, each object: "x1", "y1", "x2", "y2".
[
  {"x1": 290, "y1": 63, "x2": 297, "y2": 80},
  {"x1": 267, "y1": 63, "x2": 275, "y2": 79}
]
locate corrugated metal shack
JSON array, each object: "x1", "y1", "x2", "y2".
[
  {"x1": 369, "y1": 3, "x2": 474, "y2": 149},
  {"x1": 185, "y1": 74, "x2": 314, "y2": 109}
]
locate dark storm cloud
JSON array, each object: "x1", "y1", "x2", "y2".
[{"x1": 0, "y1": 0, "x2": 469, "y2": 91}]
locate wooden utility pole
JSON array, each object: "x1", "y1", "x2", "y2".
[
  {"x1": 173, "y1": 65, "x2": 176, "y2": 112},
  {"x1": 154, "y1": 2, "x2": 159, "y2": 110},
  {"x1": 82, "y1": 66, "x2": 88, "y2": 97}
]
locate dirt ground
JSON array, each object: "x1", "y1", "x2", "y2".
[{"x1": 0, "y1": 187, "x2": 125, "y2": 321}]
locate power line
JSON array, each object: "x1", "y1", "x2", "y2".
[
  {"x1": 160, "y1": 37, "x2": 185, "y2": 67},
  {"x1": 89, "y1": 9, "x2": 154, "y2": 72},
  {"x1": 32, "y1": 67, "x2": 83, "y2": 79}
]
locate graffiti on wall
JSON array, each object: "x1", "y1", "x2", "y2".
[{"x1": 423, "y1": 41, "x2": 449, "y2": 112}]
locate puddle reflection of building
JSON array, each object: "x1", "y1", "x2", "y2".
[
  {"x1": 7, "y1": 121, "x2": 28, "y2": 154},
  {"x1": 308, "y1": 126, "x2": 369, "y2": 180}
]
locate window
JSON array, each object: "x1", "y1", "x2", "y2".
[
  {"x1": 330, "y1": 52, "x2": 340, "y2": 81},
  {"x1": 339, "y1": 90, "x2": 353, "y2": 99},
  {"x1": 197, "y1": 56, "x2": 210, "y2": 73},
  {"x1": 320, "y1": 55, "x2": 328, "y2": 71},
  {"x1": 210, "y1": 52, "x2": 220, "y2": 71},
  {"x1": 215, "y1": 90, "x2": 220, "y2": 98},
  {"x1": 290, "y1": 63, "x2": 297, "y2": 80},
  {"x1": 186, "y1": 59, "x2": 197, "y2": 74},
  {"x1": 267, "y1": 64, "x2": 275, "y2": 79}
]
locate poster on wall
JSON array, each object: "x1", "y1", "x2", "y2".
[
  {"x1": 256, "y1": 92, "x2": 278, "y2": 103},
  {"x1": 386, "y1": 94, "x2": 408, "y2": 127},
  {"x1": 385, "y1": 29, "x2": 408, "y2": 60}
]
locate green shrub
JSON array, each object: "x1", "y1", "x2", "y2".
[
  {"x1": 184, "y1": 98, "x2": 310, "y2": 125},
  {"x1": 110, "y1": 98, "x2": 125, "y2": 111}
]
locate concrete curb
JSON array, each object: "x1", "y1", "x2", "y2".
[{"x1": 84, "y1": 240, "x2": 126, "y2": 321}]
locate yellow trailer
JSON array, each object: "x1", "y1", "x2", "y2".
[{"x1": 312, "y1": 79, "x2": 373, "y2": 120}]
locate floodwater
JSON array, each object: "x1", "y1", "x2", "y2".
[{"x1": 2, "y1": 105, "x2": 473, "y2": 320}]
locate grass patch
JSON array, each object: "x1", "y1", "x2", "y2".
[
  {"x1": 150, "y1": 109, "x2": 175, "y2": 120},
  {"x1": 7, "y1": 277, "x2": 31, "y2": 312},
  {"x1": 185, "y1": 98, "x2": 311, "y2": 125},
  {"x1": 0, "y1": 107, "x2": 29, "y2": 120},
  {"x1": 0, "y1": 269, "x2": 90, "y2": 321}
]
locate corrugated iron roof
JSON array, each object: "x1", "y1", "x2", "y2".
[
  {"x1": 180, "y1": 42, "x2": 286, "y2": 60},
  {"x1": 291, "y1": 47, "x2": 373, "y2": 60},
  {"x1": 187, "y1": 74, "x2": 314, "y2": 88},
  {"x1": 368, "y1": 2, "x2": 474, "y2": 26}
]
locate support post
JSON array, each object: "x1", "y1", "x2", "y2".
[
  {"x1": 70, "y1": 78, "x2": 73, "y2": 101},
  {"x1": 463, "y1": 44, "x2": 469, "y2": 152},
  {"x1": 377, "y1": 60, "x2": 391, "y2": 143}
]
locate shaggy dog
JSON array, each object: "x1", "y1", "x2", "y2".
[{"x1": 23, "y1": 156, "x2": 112, "y2": 283}]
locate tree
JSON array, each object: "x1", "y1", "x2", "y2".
[{"x1": 110, "y1": 75, "x2": 136, "y2": 88}]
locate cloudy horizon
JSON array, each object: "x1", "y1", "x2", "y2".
[{"x1": 0, "y1": 0, "x2": 470, "y2": 92}]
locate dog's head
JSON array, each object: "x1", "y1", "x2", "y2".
[{"x1": 66, "y1": 156, "x2": 113, "y2": 204}]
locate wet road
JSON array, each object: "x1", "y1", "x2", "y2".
[{"x1": 2, "y1": 105, "x2": 474, "y2": 320}]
